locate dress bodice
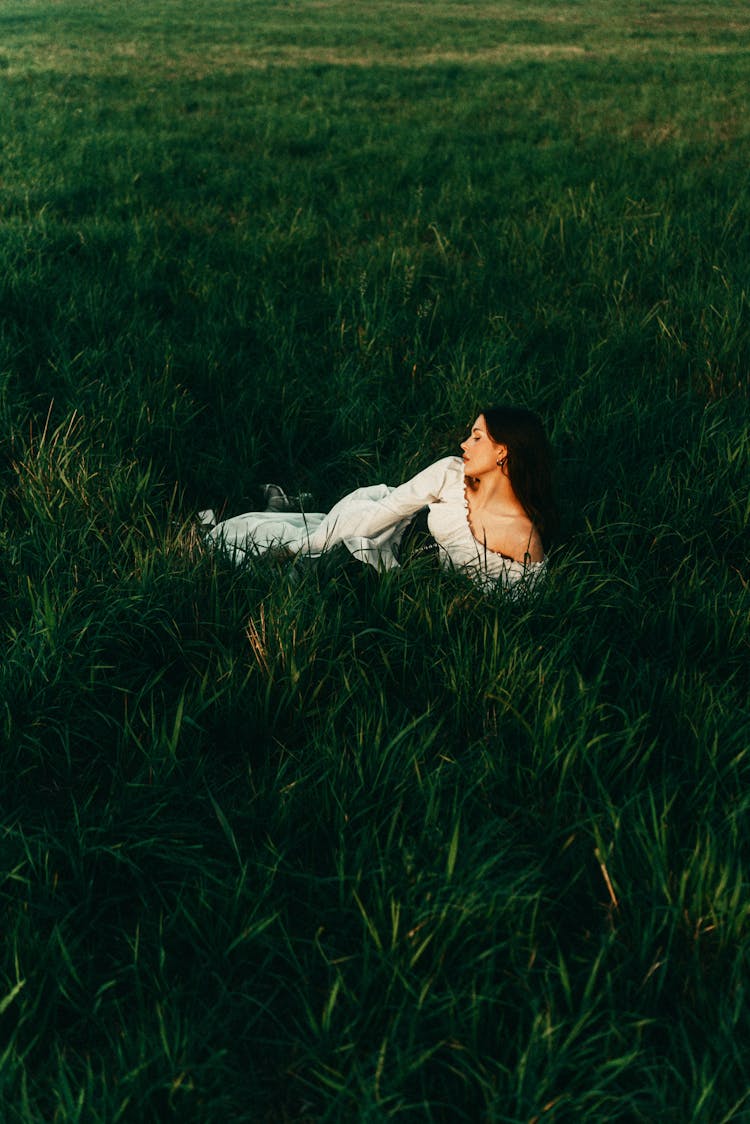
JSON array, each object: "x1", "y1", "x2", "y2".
[{"x1": 423, "y1": 458, "x2": 546, "y2": 592}]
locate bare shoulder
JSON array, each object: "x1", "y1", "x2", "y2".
[
  {"x1": 502, "y1": 515, "x2": 545, "y2": 563},
  {"x1": 470, "y1": 507, "x2": 545, "y2": 563},
  {"x1": 521, "y1": 521, "x2": 545, "y2": 563}
]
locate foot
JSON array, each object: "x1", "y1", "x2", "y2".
[
  {"x1": 261, "y1": 484, "x2": 293, "y2": 512},
  {"x1": 261, "y1": 485, "x2": 313, "y2": 513}
]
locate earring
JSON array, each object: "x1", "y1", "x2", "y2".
[{"x1": 497, "y1": 456, "x2": 507, "y2": 468}]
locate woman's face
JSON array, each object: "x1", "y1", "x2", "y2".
[{"x1": 460, "y1": 415, "x2": 506, "y2": 477}]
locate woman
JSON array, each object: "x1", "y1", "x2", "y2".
[{"x1": 208, "y1": 406, "x2": 557, "y2": 594}]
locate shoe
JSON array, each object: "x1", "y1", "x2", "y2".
[
  {"x1": 261, "y1": 485, "x2": 313, "y2": 513},
  {"x1": 261, "y1": 484, "x2": 293, "y2": 512}
]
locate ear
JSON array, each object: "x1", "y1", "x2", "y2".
[{"x1": 495, "y1": 442, "x2": 508, "y2": 467}]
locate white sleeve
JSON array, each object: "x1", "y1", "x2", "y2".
[
  {"x1": 370, "y1": 455, "x2": 457, "y2": 517},
  {"x1": 300, "y1": 456, "x2": 457, "y2": 554}
]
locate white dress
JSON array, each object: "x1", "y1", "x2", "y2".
[{"x1": 209, "y1": 456, "x2": 546, "y2": 594}]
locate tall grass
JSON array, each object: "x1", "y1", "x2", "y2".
[{"x1": 1, "y1": 1, "x2": 749, "y2": 1119}]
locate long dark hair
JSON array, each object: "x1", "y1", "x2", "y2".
[{"x1": 481, "y1": 405, "x2": 559, "y2": 545}]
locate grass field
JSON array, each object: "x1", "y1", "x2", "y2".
[{"x1": 1, "y1": 1, "x2": 749, "y2": 1119}]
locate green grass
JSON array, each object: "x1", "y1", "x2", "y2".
[{"x1": 1, "y1": 1, "x2": 749, "y2": 1119}]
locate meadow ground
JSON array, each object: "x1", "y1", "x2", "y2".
[{"x1": 0, "y1": 1, "x2": 749, "y2": 1119}]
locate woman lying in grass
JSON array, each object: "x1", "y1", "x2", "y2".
[{"x1": 209, "y1": 405, "x2": 557, "y2": 593}]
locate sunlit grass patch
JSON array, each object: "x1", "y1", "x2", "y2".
[{"x1": 2, "y1": 0, "x2": 750, "y2": 80}]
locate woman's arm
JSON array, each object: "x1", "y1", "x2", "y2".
[
  {"x1": 369, "y1": 456, "x2": 457, "y2": 518},
  {"x1": 303, "y1": 457, "x2": 458, "y2": 552}
]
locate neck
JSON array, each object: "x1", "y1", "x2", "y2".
[{"x1": 470, "y1": 470, "x2": 522, "y2": 511}]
